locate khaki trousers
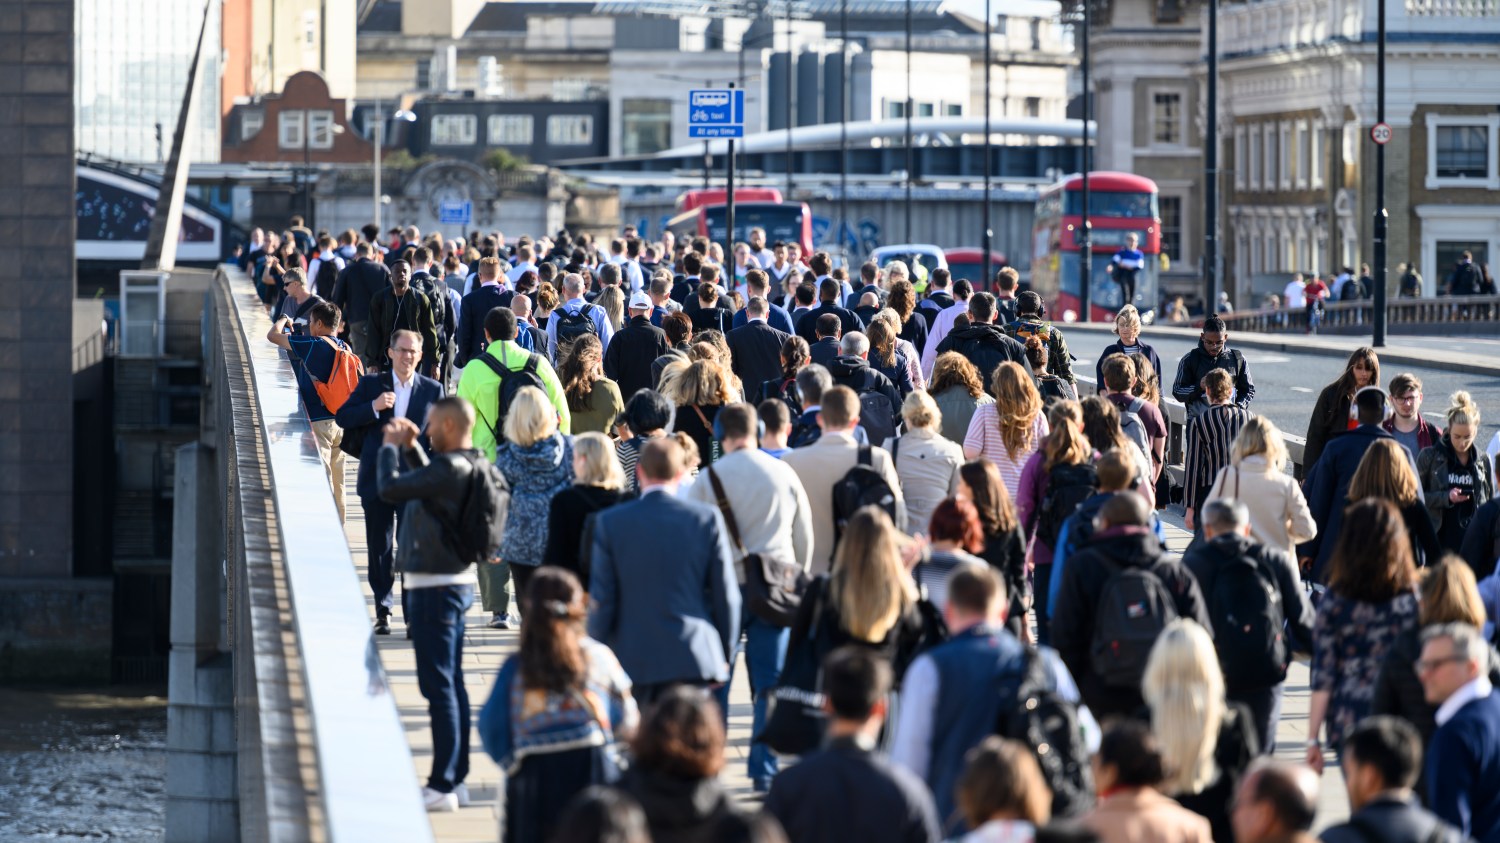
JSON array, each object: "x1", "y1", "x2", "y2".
[{"x1": 310, "y1": 419, "x2": 346, "y2": 523}]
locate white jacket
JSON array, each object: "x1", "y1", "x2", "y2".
[{"x1": 1205, "y1": 454, "x2": 1316, "y2": 558}]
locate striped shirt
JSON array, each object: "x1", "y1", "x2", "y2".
[
  {"x1": 1184, "y1": 403, "x2": 1254, "y2": 511},
  {"x1": 963, "y1": 404, "x2": 1050, "y2": 502}
]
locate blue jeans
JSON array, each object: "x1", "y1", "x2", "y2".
[
  {"x1": 715, "y1": 612, "x2": 789, "y2": 786},
  {"x1": 409, "y1": 584, "x2": 474, "y2": 793}
]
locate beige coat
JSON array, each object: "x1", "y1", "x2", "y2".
[
  {"x1": 784, "y1": 431, "x2": 907, "y2": 576},
  {"x1": 1083, "y1": 789, "x2": 1213, "y2": 843},
  {"x1": 1205, "y1": 454, "x2": 1317, "y2": 558},
  {"x1": 883, "y1": 427, "x2": 964, "y2": 538}
]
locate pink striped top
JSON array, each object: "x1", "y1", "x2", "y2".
[{"x1": 963, "y1": 404, "x2": 1050, "y2": 502}]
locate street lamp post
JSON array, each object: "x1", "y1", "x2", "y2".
[
  {"x1": 785, "y1": 0, "x2": 795, "y2": 199},
  {"x1": 372, "y1": 100, "x2": 383, "y2": 234},
  {"x1": 1373, "y1": 0, "x2": 1388, "y2": 347},
  {"x1": 905, "y1": 0, "x2": 914, "y2": 241},
  {"x1": 983, "y1": 0, "x2": 993, "y2": 284},
  {"x1": 1205, "y1": 0, "x2": 1220, "y2": 317},
  {"x1": 841, "y1": 0, "x2": 849, "y2": 256},
  {"x1": 1079, "y1": 0, "x2": 1092, "y2": 322}
]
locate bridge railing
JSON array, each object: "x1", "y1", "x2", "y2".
[
  {"x1": 202, "y1": 264, "x2": 433, "y2": 842},
  {"x1": 1075, "y1": 374, "x2": 1310, "y2": 503},
  {"x1": 1216, "y1": 294, "x2": 1500, "y2": 335}
]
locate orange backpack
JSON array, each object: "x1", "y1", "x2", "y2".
[{"x1": 312, "y1": 337, "x2": 364, "y2": 414}]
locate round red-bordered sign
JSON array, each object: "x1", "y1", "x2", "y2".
[{"x1": 1371, "y1": 123, "x2": 1392, "y2": 145}]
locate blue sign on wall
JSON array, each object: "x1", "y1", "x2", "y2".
[
  {"x1": 688, "y1": 89, "x2": 745, "y2": 138},
  {"x1": 439, "y1": 201, "x2": 472, "y2": 225}
]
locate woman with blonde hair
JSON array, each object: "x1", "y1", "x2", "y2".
[
  {"x1": 1016, "y1": 400, "x2": 1096, "y2": 642},
  {"x1": 1205, "y1": 416, "x2": 1315, "y2": 558},
  {"x1": 558, "y1": 334, "x2": 624, "y2": 436},
  {"x1": 494, "y1": 386, "x2": 576, "y2": 622},
  {"x1": 872, "y1": 307, "x2": 926, "y2": 391},
  {"x1": 1374, "y1": 557, "x2": 1500, "y2": 749},
  {"x1": 1094, "y1": 304, "x2": 1162, "y2": 394},
  {"x1": 595, "y1": 285, "x2": 626, "y2": 332},
  {"x1": 930, "y1": 352, "x2": 994, "y2": 444},
  {"x1": 1349, "y1": 439, "x2": 1443, "y2": 567},
  {"x1": 964, "y1": 362, "x2": 1049, "y2": 500},
  {"x1": 1304, "y1": 346, "x2": 1381, "y2": 469},
  {"x1": 886, "y1": 390, "x2": 965, "y2": 537},
  {"x1": 667, "y1": 359, "x2": 736, "y2": 465},
  {"x1": 1142, "y1": 619, "x2": 1259, "y2": 843},
  {"x1": 1418, "y1": 391, "x2": 1494, "y2": 553},
  {"x1": 543, "y1": 431, "x2": 628, "y2": 588}
]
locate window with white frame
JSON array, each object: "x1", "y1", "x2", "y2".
[
  {"x1": 1279, "y1": 123, "x2": 1292, "y2": 190},
  {"x1": 1295, "y1": 121, "x2": 1309, "y2": 189},
  {"x1": 241, "y1": 109, "x2": 264, "y2": 142},
  {"x1": 547, "y1": 114, "x2": 593, "y2": 146},
  {"x1": 1249, "y1": 125, "x2": 1262, "y2": 191},
  {"x1": 1249, "y1": 231, "x2": 1261, "y2": 274},
  {"x1": 278, "y1": 110, "x2": 304, "y2": 149},
  {"x1": 621, "y1": 100, "x2": 670, "y2": 155},
  {"x1": 488, "y1": 114, "x2": 534, "y2": 146},
  {"x1": 944, "y1": 103, "x2": 963, "y2": 117},
  {"x1": 430, "y1": 114, "x2": 477, "y2": 146},
  {"x1": 1310, "y1": 121, "x2": 1324, "y2": 188},
  {"x1": 1234, "y1": 126, "x2": 1246, "y2": 190},
  {"x1": 1264, "y1": 124, "x2": 1278, "y2": 191},
  {"x1": 307, "y1": 110, "x2": 335, "y2": 149},
  {"x1": 1151, "y1": 91, "x2": 1183, "y2": 146},
  {"x1": 1426, "y1": 114, "x2": 1500, "y2": 189}
]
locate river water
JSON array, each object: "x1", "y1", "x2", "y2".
[{"x1": 0, "y1": 687, "x2": 166, "y2": 841}]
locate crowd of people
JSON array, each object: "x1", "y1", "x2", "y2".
[{"x1": 253, "y1": 218, "x2": 1500, "y2": 843}]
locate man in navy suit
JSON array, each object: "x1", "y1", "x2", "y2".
[
  {"x1": 1420, "y1": 623, "x2": 1500, "y2": 843},
  {"x1": 335, "y1": 328, "x2": 444, "y2": 634},
  {"x1": 455, "y1": 257, "x2": 506, "y2": 369},
  {"x1": 726, "y1": 296, "x2": 792, "y2": 397},
  {"x1": 588, "y1": 436, "x2": 740, "y2": 706}
]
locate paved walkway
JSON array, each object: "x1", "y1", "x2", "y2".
[{"x1": 341, "y1": 466, "x2": 1349, "y2": 842}]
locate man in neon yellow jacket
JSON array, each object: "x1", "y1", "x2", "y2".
[{"x1": 456, "y1": 306, "x2": 570, "y2": 462}]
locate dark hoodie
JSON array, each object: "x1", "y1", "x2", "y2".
[
  {"x1": 1171, "y1": 339, "x2": 1255, "y2": 416},
  {"x1": 826, "y1": 355, "x2": 904, "y2": 435},
  {"x1": 933, "y1": 323, "x2": 1028, "y2": 392},
  {"x1": 622, "y1": 767, "x2": 751, "y2": 843},
  {"x1": 1050, "y1": 525, "x2": 1211, "y2": 719}
]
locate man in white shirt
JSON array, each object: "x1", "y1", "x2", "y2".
[
  {"x1": 1283, "y1": 273, "x2": 1307, "y2": 310},
  {"x1": 546, "y1": 272, "x2": 615, "y2": 362},
  {"x1": 685, "y1": 403, "x2": 814, "y2": 792},
  {"x1": 505, "y1": 243, "x2": 538, "y2": 286},
  {"x1": 921, "y1": 278, "x2": 975, "y2": 380},
  {"x1": 608, "y1": 237, "x2": 645, "y2": 294},
  {"x1": 306, "y1": 234, "x2": 346, "y2": 299},
  {"x1": 748, "y1": 227, "x2": 776, "y2": 269}
]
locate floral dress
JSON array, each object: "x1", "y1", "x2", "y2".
[{"x1": 1311, "y1": 589, "x2": 1419, "y2": 748}]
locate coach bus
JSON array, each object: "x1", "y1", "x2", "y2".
[
  {"x1": 1029, "y1": 172, "x2": 1163, "y2": 322},
  {"x1": 666, "y1": 201, "x2": 814, "y2": 256}
]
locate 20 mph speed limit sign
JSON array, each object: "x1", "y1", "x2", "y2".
[{"x1": 1371, "y1": 123, "x2": 1393, "y2": 145}]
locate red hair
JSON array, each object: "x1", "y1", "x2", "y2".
[{"x1": 929, "y1": 498, "x2": 985, "y2": 554}]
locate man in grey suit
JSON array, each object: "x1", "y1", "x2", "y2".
[{"x1": 588, "y1": 436, "x2": 741, "y2": 706}]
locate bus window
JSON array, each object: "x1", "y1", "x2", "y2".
[{"x1": 1063, "y1": 191, "x2": 1159, "y2": 219}]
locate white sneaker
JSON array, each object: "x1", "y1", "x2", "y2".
[
  {"x1": 422, "y1": 786, "x2": 459, "y2": 813},
  {"x1": 453, "y1": 783, "x2": 471, "y2": 808}
]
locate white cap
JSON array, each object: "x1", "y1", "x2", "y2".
[{"x1": 628, "y1": 291, "x2": 652, "y2": 310}]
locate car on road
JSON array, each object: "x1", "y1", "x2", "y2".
[
  {"x1": 943, "y1": 248, "x2": 1009, "y2": 289},
  {"x1": 870, "y1": 244, "x2": 946, "y2": 291}
]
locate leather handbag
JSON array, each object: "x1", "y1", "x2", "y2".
[{"x1": 705, "y1": 467, "x2": 809, "y2": 627}]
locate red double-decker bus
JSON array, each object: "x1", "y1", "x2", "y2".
[{"x1": 1030, "y1": 172, "x2": 1164, "y2": 322}]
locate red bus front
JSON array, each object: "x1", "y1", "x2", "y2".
[{"x1": 1030, "y1": 172, "x2": 1163, "y2": 322}]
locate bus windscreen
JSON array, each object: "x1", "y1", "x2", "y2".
[
  {"x1": 704, "y1": 206, "x2": 804, "y2": 246},
  {"x1": 1063, "y1": 191, "x2": 1158, "y2": 219}
]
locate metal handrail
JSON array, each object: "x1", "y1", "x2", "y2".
[
  {"x1": 211, "y1": 264, "x2": 433, "y2": 841},
  {"x1": 1216, "y1": 293, "x2": 1500, "y2": 334}
]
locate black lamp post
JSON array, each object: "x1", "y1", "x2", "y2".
[
  {"x1": 1205, "y1": 0, "x2": 1220, "y2": 317},
  {"x1": 983, "y1": 0, "x2": 993, "y2": 284},
  {"x1": 1079, "y1": 0, "x2": 1092, "y2": 322},
  {"x1": 1373, "y1": 0, "x2": 1388, "y2": 347}
]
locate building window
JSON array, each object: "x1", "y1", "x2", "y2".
[
  {"x1": 488, "y1": 114, "x2": 534, "y2": 146},
  {"x1": 1435, "y1": 125, "x2": 1488, "y2": 178},
  {"x1": 887, "y1": 100, "x2": 906, "y2": 119},
  {"x1": 945, "y1": 103, "x2": 963, "y2": 117},
  {"x1": 1263, "y1": 125, "x2": 1278, "y2": 191},
  {"x1": 1279, "y1": 123, "x2": 1292, "y2": 190},
  {"x1": 622, "y1": 99, "x2": 671, "y2": 156},
  {"x1": 1294, "y1": 122, "x2": 1309, "y2": 189},
  {"x1": 1248, "y1": 126, "x2": 1261, "y2": 191},
  {"x1": 1151, "y1": 92, "x2": 1182, "y2": 145},
  {"x1": 278, "y1": 110, "x2": 304, "y2": 149},
  {"x1": 1024, "y1": 97, "x2": 1041, "y2": 118},
  {"x1": 547, "y1": 114, "x2": 593, "y2": 146},
  {"x1": 1234, "y1": 126, "x2": 1246, "y2": 190},
  {"x1": 241, "y1": 109, "x2": 264, "y2": 142},
  {"x1": 917, "y1": 102, "x2": 935, "y2": 117},
  {"x1": 415, "y1": 60, "x2": 431, "y2": 90},
  {"x1": 1159, "y1": 195, "x2": 1183, "y2": 264},
  {"x1": 430, "y1": 114, "x2": 477, "y2": 146},
  {"x1": 307, "y1": 110, "x2": 335, "y2": 149},
  {"x1": 1310, "y1": 121, "x2": 1323, "y2": 189}
]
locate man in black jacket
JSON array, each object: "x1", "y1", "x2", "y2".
[
  {"x1": 331, "y1": 242, "x2": 390, "y2": 369},
  {"x1": 1051, "y1": 492, "x2": 1212, "y2": 720},
  {"x1": 455, "y1": 257, "x2": 506, "y2": 369},
  {"x1": 726, "y1": 296, "x2": 791, "y2": 397},
  {"x1": 795, "y1": 278, "x2": 864, "y2": 343},
  {"x1": 368, "y1": 261, "x2": 439, "y2": 376},
  {"x1": 809, "y1": 313, "x2": 842, "y2": 367},
  {"x1": 376, "y1": 397, "x2": 495, "y2": 813},
  {"x1": 604, "y1": 292, "x2": 671, "y2": 400},
  {"x1": 933, "y1": 292, "x2": 1027, "y2": 392},
  {"x1": 1184, "y1": 498, "x2": 1314, "y2": 753},
  {"x1": 1319, "y1": 717, "x2": 1468, "y2": 843},
  {"x1": 766, "y1": 647, "x2": 941, "y2": 843},
  {"x1": 825, "y1": 332, "x2": 905, "y2": 443},
  {"x1": 1171, "y1": 316, "x2": 1256, "y2": 418}
]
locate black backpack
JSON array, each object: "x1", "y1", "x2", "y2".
[
  {"x1": 855, "y1": 390, "x2": 898, "y2": 448},
  {"x1": 424, "y1": 453, "x2": 509, "y2": 565},
  {"x1": 477, "y1": 350, "x2": 547, "y2": 443},
  {"x1": 831, "y1": 446, "x2": 899, "y2": 560},
  {"x1": 787, "y1": 412, "x2": 822, "y2": 449},
  {"x1": 1035, "y1": 462, "x2": 1098, "y2": 547},
  {"x1": 760, "y1": 377, "x2": 804, "y2": 417},
  {"x1": 1089, "y1": 559, "x2": 1178, "y2": 688},
  {"x1": 1208, "y1": 549, "x2": 1289, "y2": 692},
  {"x1": 995, "y1": 649, "x2": 1095, "y2": 819},
  {"x1": 553, "y1": 304, "x2": 600, "y2": 355},
  {"x1": 314, "y1": 258, "x2": 340, "y2": 299}
]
